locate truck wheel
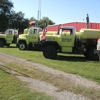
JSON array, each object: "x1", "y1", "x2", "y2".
[
  {"x1": 0, "y1": 40, "x2": 4, "y2": 47},
  {"x1": 19, "y1": 42, "x2": 26, "y2": 50},
  {"x1": 88, "y1": 47, "x2": 99, "y2": 60},
  {"x1": 43, "y1": 46, "x2": 57, "y2": 59}
]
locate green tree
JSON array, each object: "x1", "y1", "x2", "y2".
[
  {"x1": 0, "y1": 0, "x2": 29, "y2": 33},
  {"x1": 29, "y1": 17, "x2": 36, "y2": 21},
  {"x1": 38, "y1": 17, "x2": 55, "y2": 29},
  {"x1": 0, "y1": 0, "x2": 13, "y2": 14},
  {"x1": 0, "y1": 0, "x2": 13, "y2": 31},
  {"x1": 9, "y1": 11, "x2": 29, "y2": 33}
]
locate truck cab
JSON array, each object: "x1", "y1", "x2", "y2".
[
  {"x1": 58, "y1": 26, "x2": 76, "y2": 52},
  {"x1": 17, "y1": 27, "x2": 42, "y2": 50},
  {"x1": 0, "y1": 29, "x2": 18, "y2": 47},
  {"x1": 41, "y1": 26, "x2": 78, "y2": 58}
]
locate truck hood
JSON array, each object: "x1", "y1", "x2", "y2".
[
  {"x1": 0, "y1": 34, "x2": 6, "y2": 38},
  {"x1": 19, "y1": 34, "x2": 27, "y2": 38}
]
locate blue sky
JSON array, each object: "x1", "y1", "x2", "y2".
[{"x1": 11, "y1": 0, "x2": 100, "y2": 24}]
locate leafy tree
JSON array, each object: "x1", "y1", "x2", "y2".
[
  {"x1": 9, "y1": 11, "x2": 29, "y2": 33},
  {"x1": 0, "y1": 0, "x2": 13, "y2": 14},
  {"x1": 0, "y1": 0, "x2": 29, "y2": 33},
  {"x1": 38, "y1": 17, "x2": 55, "y2": 29},
  {"x1": 29, "y1": 17, "x2": 36, "y2": 21},
  {"x1": 28, "y1": 17, "x2": 55, "y2": 29},
  {"x1": 0, "y1": 0, "x2": 13, "y2": 31}
]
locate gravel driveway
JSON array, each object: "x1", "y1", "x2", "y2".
[{"x1": 0, "y1": 52, "x2": 100, "y2": 100}]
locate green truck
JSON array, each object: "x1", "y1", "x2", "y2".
[
  {"x1": 17, "y1": 27, "x2": 57, "y2": 50},
  {"x1": 17, "y1": 27, "x2": 42, "y2": 50},
  {"x1": 0, "y1": 29, "x2": 18, "y2": 47},
  {"x1": 41, "y1": 26, "x2": 100, "y2": 60}
]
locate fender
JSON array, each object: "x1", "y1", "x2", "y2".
[{"x1": 41, "y1": 41, "x2": 61, "y2": 50}]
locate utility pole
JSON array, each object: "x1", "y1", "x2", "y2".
[
  {"x1": 37, "y1": 0, "x2": 41, "y2": 27},
  {"x1": 37, "y1": 0, "x2": 41, "y2": 21}
]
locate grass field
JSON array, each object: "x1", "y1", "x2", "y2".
[
  {"x1": 0, "y1": 45, "x2": 100, "y2": 84},
  {"x1": 0, "y1": 67, "x2": 54, "y2": 100},
  {"x1": 0, "y1": 45, "x2": 100, "y2": 100}
]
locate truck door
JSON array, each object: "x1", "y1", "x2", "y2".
[
  {"x1": 60, "y1": 28, "x2": 75, "y2": 52},
  {"x1": 5, "y1": 29, "x2": 14, "y2": 44},
  {"x1": 61, "y1": 35, "x2": 75, "y2": 47},
  {"x1": 27, "y1": 28, "x2": 39, "y2": 43}
]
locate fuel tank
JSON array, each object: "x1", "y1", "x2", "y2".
[{"x1": 76, "y1": 28, "x2": 100, "y2": 39}]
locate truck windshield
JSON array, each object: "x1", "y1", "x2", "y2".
[
  {"x1": 28, "y1": 27, "x2": 42, "y2": 34},
  {"x1": 5, "y1": 29, "x2": 14, "y2": 34},
  {"x1": 61, "y1": 28, "x2": 74, "y2": 36}
]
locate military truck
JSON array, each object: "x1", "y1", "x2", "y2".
[
  {"x1": 0, "y1": 29, "x2": 18, "y2": 47},
  {"x1": 41, "y1": 26, "x2": 100, "y2": 60}
]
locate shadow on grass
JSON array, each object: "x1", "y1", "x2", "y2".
[
  {"x1": 5, "y1": 46, "x2": 17, "y2": 48},
  {"x1": 26, "y1": 49, "x2": 42, "y2": 52},
  {"x1": 53, "y1": 55, "x2": 91, "y2": 62}
]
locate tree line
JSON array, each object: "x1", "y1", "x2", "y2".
[{"x1": 0, "y1": 0, "x2": 55, "y2": 33}]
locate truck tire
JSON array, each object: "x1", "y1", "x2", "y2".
[
  {"x1": 88, "y1": 47, "x2": 99, "y2": 60},
  {"x1": 19, "y1": 42, "x2": 27, "y2": 50},
  {"x1": 0, "y1": 40, "x2": 4, "y2": 47},
  {"x1": 43, "y1": 46, "x2": 57, "y2": 59}
]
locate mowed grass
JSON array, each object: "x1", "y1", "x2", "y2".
[
  {"x1": 0, "y1": 45, "x2": 100, "y2": 84},
  {"x1": 0, "y1": 67, "x2": 55, "y2": 100}
]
